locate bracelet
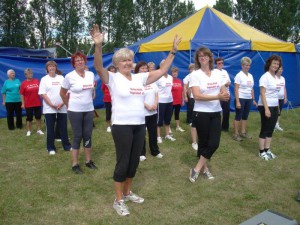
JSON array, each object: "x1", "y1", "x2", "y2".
[{"x1": 170, "y1": 51, "x2": 176, "y2": 55}]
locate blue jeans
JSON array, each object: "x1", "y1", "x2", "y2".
[{"x1": 44, "y1": 113, "x2": 71, "y2": 151}]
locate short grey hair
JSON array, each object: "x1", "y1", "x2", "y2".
[
  {"x1": 24, "y1": 68, "x2": 32, "y2": 75},
  {"x1": 112, "y1": 48, "x2": 134, "y2": 66},
  {"x1": 241, "y1": 57, "x2": 252, "y2": 65},
  {"x1": 7, "y1": 69, "x2": 15, "y2": 76}
]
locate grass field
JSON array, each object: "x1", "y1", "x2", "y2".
[{"x1": 0, "y1": 108, "x2": 299, "y2": 225}]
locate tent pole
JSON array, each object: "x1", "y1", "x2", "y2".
[{"x1": 257, "y1": 51, "x2": 266, "y2": 64}]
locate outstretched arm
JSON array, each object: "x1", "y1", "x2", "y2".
[
  {"x1": 90, "y1": 24, "x2": 109, "y2": 84},
  {"x1": 146, "y1": 35, "x2": 182, "y2": 85}
]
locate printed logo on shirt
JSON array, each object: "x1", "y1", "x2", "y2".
[
  {"x1": 27, "y1": 84, "x2": 39, "y2": 89},
  {"x1": 52, "y1": 82, "x2": 61, "y2": 85},
  {"x1": 130, "y1": 88, "x2": 144, "y2": 95},
  {"x1": 165, "y1": 82, "x2": 172, "y2": 87},
  {"x1": 246, "y1": 81, "x2": 253, "y2": 86},
  {"x1": 83, "y1": 84, "x2": 94, "y2": 90},
  {"x1": 207, "y1": 82, "x2": 219, "y2": 89},
  {"x1": 144, "y1": 85, "x2": 153, "y2": 91}
]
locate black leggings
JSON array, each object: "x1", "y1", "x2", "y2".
[
  {"x1": 194, "y1": 111, "x2": 221, "y2": 159},
  {"x1": 173, "y1": 104, "x2": 181, "y2": 120},
  {"x1": 258, "y1": 106, "x2": 278, "y2": 138}
]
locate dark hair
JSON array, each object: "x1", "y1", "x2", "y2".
[
  {"x1": 194, "y1": 47, "x2": 214, "y2": 70},
  {"x1": 264, "y1": 55, "x2": 282, "y2": 72},
  {"x1": 215, "y1": 57, "x2": 224, "y2": 64},
  {"x1": 134, "y1": 61, "x2": 148, "y2": 73},
  {"x1": 70, "y1": 52, "x2": 87, "y2": 68},
  {"x1": 107, "y1": 65, "x2": 116, "y2": 72}
]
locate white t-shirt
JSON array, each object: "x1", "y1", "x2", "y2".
[
  {"x1": 258, "y1": 72, "x2": 280, "y2": 107},
  {"x1": 234, "y1": 71, "x2": 254, "y2": 99},
  {"x1": 61, "y1": 70, "x2": 95, "y2": 112},
  {"x1": 107, "y1": 71, "x2": 148, "y2": 125},
  {"x1": 190, "y1": 69, "x2": 223, "y2": 112},
  {"x1": 184, "y1": 73, "x2": 194, "y2": 98},
  {"x1": 276, "y1": 75, "x2": 286, "y2": 100},
  {"x1": 219, "y1": 69, "x2": 231, "y2": 95},
  {"x1": 156, "y1": 75, "x2": 173, "y2": 103},
  {"x1": 144, "y1": 83, "x2": 158, "y2": 116},
  {"x1": 39, "y1": 74, "x2": 67, "y2": 114}
]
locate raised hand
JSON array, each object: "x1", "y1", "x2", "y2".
[
  {"x1": 90, "y1": 24, "x2": 105, "y2": 46},
  {"x1": 172, "y1": 34, "x2": 182, "y2": 52}
]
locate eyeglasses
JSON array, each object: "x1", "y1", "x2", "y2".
[
  {"x1": 217, "y1": 62, "x2": 224, "y2": 65},
  {"x1": 198, "y1": 55, "x2": 208, "y2": 59},
  {"x1": 75, "y1": 59, "x2": 84, "y2": 63}
]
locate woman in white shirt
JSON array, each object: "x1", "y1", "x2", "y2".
[
  {"x1": 39, "y1": 61, "x2": 71, "y2": 155},
  {"x1": 275, "y1": 67, "x2": 287, "y2": 131},
  {"x1": 134, "y1": 61, "x2": 163, "y2": 161},
  {"x1": 60, "y1": 52, "x2": 97, "y2": 174},
  {"x1": 90, "y1": 24, "x2": 181, "y2": 216},
  {"x1": 233, "y1": 57, "x2": 257, "y2": 141},
  {"x1": 257, "y1": 55, "x2": 282, "y2": 160},
  {"x1": 189, "y1": 47, "x2": 229, "y2": 183}
]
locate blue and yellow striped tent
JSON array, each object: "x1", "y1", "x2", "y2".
[
  {"x1": 130, "y1": 6, "x2": 297, "y2": 53},
  {"x1": 130, "y1": 6, "x2": 300, "y2": 108}
]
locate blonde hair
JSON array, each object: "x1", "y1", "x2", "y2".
[
  {"x1": 148, "y1": 62, "x2": 155, "y2": 68},
  {"x1": 188, "y1": 63, "x2": 195, "y2": 70},
  {"x1": 112, "y1": 48, "x2": 134, "y2": 66},
  {"x1": 171, "y1": 66, "x2": 178, "y2": 73},
  {"x1": 241, "y1": 57, "x2": 252, "y2": 65},
  {"x1": 24, "y1": 68, "x2": 32, "y2": 75}
]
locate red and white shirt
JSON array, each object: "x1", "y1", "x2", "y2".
[{"x1": 20, "y1": 78, "x2": 41, "y2": 108}]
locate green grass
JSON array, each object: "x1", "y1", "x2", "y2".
[{"x1": 0, "y1": 108, "x2": 300, "y2": 225}]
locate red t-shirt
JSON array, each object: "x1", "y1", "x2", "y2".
[
  {"x1": 101, "y1": 83, "x2": 111, "y2": 102},
  {"x1": 171, "y1": 78, "x2": 183, "y2": 105},
  {"x1": 20, "y1": 79, "x2": 42, "y2": 108}
]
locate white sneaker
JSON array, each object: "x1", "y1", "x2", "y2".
[
  {"x1": 123, "y1": 191, "x2": 144, "y2": 203},
  {"x1": 259, "y1": 152, "x2": 270, "y2": 161},
  {"x1": 275, "y1": 123, "x2": 283, "y2": 131},
  {"x1": 266, "y1": 150, "x2": 277, "y2": 159},
  {"x1": 26, "y1": 131, "x2": 31, "y2": 136},
  {"x1": 192, "y1": 142, "x2": 198, "y2": 151},
  {"x1": 37, "y1": 130, "x2": 44, "y2": 135},
  {"x1": 55, "y1": 139, "x2": 62, "y2": 142},
  {"x1": 176, "y1": 127, "x2": 185, "y2": 132},
  {"x1": 165, "y1": 135, "x2": 176, "y2": 141},
  {"x1": 203, "y1": 170, "x2": 215, "y2": 180},
  {"x1": 155, "y1": 153, "x2": 164, "y2": 158},
  {"x1": 139, "y1": 156, "x2": 146, "y2": 161},
  {"x1": 157, "y1": 137, "x2": 163, "y2": 143},
  {"x1": 107, "y1": 126, "x2": 111, "y2": 132},
  {"x1": 113, "y1": 199, "x2": 130, "y2": 216},
  {"x1": 49, "y1": 150, "x2": 56, "y2": 155}
]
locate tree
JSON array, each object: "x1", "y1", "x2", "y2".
[
  {"x1": 49, "y1": 0, "x2": 84, "y2": 57},
  {"x1": 29, "y1": 0, "x2": 52, "y2": 48},
  {"x1": 0, "y1": 0, "x2": 29, "y2": 47},
  {"x1": 214, "y1": 0, "x2": 234, "y2": 16}
]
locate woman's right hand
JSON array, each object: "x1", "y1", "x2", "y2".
[
  {"x1": 172, "y1": 34, "x2": 182, "y2": 52},
  {"x1": 90, "y1": 24, "x2": 105, "y2": 46},
  {"x1": 265, "y1": 108, "x2": 271, "y2": 118},
  {"x1": 236, "y1": 102, "x2": 241, "y2": 109}
]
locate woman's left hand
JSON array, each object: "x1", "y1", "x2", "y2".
[{"x1": 172, "y1": 34, "x2": 182, "y2": 52}]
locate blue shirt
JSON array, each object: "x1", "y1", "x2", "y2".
[{"x1": 1, "y1": 79, "x2": 21, "y2": 102}]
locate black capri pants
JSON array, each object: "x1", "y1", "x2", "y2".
[
  {"x1": 173, "y1": 104, "x2": 181, "y2": 120},
  {"x1": 104, "y1": 102, "x2": 112, "y2": 121},
  {"x1": 25, "y1": 106, "x2": 42, "y2": 121},
  {"x1": 194, "y1": 111, "x2": 221, "y2": 159},
  {"x1": 278, "y1": 99, "x2": 284, "y2": 116},
  {"x1": 111, "y1": 124, "x2": 145, "y2": 182},
  {"x1": 258, "y1": 106, "x2": 278, "y2": 139}
]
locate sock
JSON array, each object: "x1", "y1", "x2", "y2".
[
  {"x1": 264, "y1": 148, "x2": 269, "y2": 152},
  {"x1": 259, "y1": 150, "x2": 265, "y2": 154}
]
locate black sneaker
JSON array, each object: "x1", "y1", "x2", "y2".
[
  {"x1": 72, "y1": 164, "x2": 83, "y2": 174},
  {"x1": 85, "y1": 160, "x2": 97, "y2": 169}
]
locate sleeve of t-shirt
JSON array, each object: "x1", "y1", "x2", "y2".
[
  {"x1": 259, "y1": 75, "x2": 267, "y2": 88},
  {"x1": 141, "y1": 72, "x2": 149, "y2": 86},
  {"x1": 61, "y1": 75, "x2": 70, "y2": 90},
  {"x1": 189, "y1": 71, "x2": 198, "y2": 87},
  {"x1": 234, "y1": 73, "x2": 240, "y2": 84},
  {"x1": 1, "y1": 81, "x2": 7, "y2": 94},
  {"x1": 38, "y1": 77, "x2": 46, "y2": 95}
]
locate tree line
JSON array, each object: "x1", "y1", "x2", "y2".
[{"x1": 0, "y1": 0, "x2": 299, "y2": 58}]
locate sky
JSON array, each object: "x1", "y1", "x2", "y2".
[{"x1": 190, "y1": 0, "x2": 217, "y2": 10}]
